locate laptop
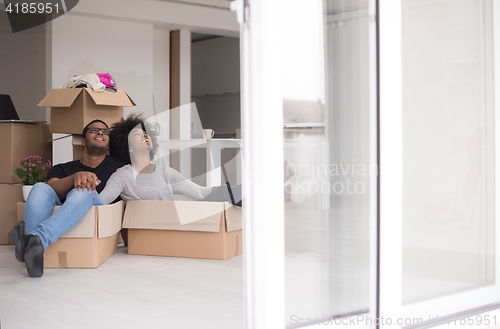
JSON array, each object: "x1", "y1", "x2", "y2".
[
  {"x1": 0, "y1": 94, "x2": 46, "y2": 123},
  {"x1": 0, "y1": 94, "x2": 20, "y2": 120}
]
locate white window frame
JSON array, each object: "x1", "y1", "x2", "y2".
[{"x1": 239, "y1": 0, "x2": 380, "y2": 328}]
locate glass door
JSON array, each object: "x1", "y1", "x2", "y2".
[
  {"x1": 236, "y1": 0, "x2": 379, "y2": 328},
  {"x1": 282, "y1": 0, "x2": 378, "y2": 327}
]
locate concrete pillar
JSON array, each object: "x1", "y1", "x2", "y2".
[{"x1": 170, "y1": 29, "x2": 191, "y2": 178}]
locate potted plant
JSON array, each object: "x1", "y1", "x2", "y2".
[{"x1": 15, "y1": 155, "x2": 52, "y2": 201}]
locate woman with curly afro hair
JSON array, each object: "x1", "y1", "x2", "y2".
[
  {"x1": 97, "y1": 113, "x2": 241, "y2": 206},
  {"x1": 108, "y1": 113, "x2": 159, "y2": 166}
]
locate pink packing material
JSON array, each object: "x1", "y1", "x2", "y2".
[{"x1": 96, "y1": 73, "x2": 114, "y2": 88}]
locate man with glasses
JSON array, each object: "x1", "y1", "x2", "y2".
[{"x1": 10, "y1": 119, "x2": 125, "y2": 277}]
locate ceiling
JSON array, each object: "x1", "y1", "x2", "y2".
[
  {"x1": 156, "y1": 0, "x2": 231, "y2": 10},
  {"x1": 191, "y1": 32, "x2": 223, "y2": 42}
]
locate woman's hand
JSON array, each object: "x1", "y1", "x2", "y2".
[{"x1": 73, "y1": 171, "x2": 101, "y2": 193}]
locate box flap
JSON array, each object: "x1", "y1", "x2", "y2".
[
  {"x1": 38, "y1": 89, "x2": 83, "y2": 107},
  {"x1": 86, "y1": 88, "x2": 136, "y2": 106},
  {"x1": 96, "y1": 201, "x2": 124, "y2": 238},
  {"x1": 175, "y1": 201, "x2": 223, "y2": 225},
  {"x1": 224, "y1": 202, "x2": 243, "y2": 232},
  {"x1": 123, "y1": 200, "x2": 223, "y2": 232},
  {"x1": 53, "y1": 205, "x2": 96, "y2": 238}
]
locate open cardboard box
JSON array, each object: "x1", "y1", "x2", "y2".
[
  {"x1": 123, "y1": 196, "x2": 243, "y2": 260},
  {"x1": 17, "y1": 201, "x2": 124, "y2": 268},
  {"x1": 0, "y1": 184, "x2": 23, "y2": 245},
  {"x1": 38, "y1": 88, "x2": 135, "y2": 134},
  {"x1": 0, "y1": 122, "x2": 52, "y2": 184}
]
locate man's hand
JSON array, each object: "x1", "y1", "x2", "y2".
[{"x1": 73, "y1": 172, "x2": 101, "y2": 193}]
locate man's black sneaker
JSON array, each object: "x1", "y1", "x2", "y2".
[
  {"x1": 9, "y1": 221, "x2": 26, "y2": 263},
  {"x1": 24, "y1": 234, "x2": 44, "y2": 278}
]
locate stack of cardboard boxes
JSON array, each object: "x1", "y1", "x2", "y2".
[{"x1": 0, "y1": 122, "x2": 52, "y2": 245}]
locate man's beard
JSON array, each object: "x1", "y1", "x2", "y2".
[{"x1": 86, "y1": 143, "x2": 108, "y2": 156}]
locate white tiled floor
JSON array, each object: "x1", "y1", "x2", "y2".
[{"x1": 0, "y1": 245, "x2": 244, "y2": 329}]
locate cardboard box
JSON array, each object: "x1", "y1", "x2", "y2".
[
  {"x1": 38, "y1": 88, "x2": 135, "y2": 134},
  {"x1": 0, "y1": 122, "x2": 52, "y2": 184},
  {"x1": 0, "y1": 184, "x2": 23, "y2": 245},
  {"x1": 72, "y1": 135, "x2": 83, "y2": 160},
  {"x1": 123, "y1": 199, "x2": 243, "y2": 260},
  {"x1": 17, "y1": 201, "x2": 124, "y2": 268}
]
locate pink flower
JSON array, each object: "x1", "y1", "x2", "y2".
[{"x1": 33, "y1": 164, "x2": 37, "y2": 168}]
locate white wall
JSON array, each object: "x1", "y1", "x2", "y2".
[
  {"x1": 48, "y1": 14, "x2": 159, "y2": 164},
  {"x1": 51, "y1": 14, "x2": 154, "y2": 119}
]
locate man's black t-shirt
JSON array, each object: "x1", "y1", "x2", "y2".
[{"x1": 47, "y1": 155, "x2": 125, "y2": 201}]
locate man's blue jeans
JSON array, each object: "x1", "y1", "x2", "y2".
[{"x1": 24, "y1": 182, "x2": 104, "y2": 250}]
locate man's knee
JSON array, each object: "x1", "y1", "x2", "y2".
[
  {"x1": 25, "y1": 182, "x2": 55, "y2": 204},
  {"x1": 31, "y1": 182, "x2": 51, "y2": 193},
  {"x1": 66, "y1": 188, "x2": 95, "y2": 204}
]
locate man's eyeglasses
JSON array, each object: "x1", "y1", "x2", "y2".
[{"x1": 87, "y1": 127, "x2": 111, "y2": 135}]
